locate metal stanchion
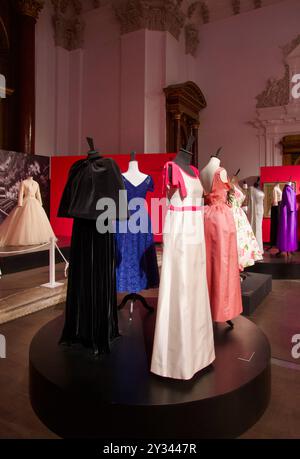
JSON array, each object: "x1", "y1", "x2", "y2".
[{"x1": 41, "y1": 237, "x2": 64, "y2": 289}]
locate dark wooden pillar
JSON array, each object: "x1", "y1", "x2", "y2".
[
  {"x1": 14, "y1": 1, "x2": 44, "y2": 154},
  {"x1": 173, "y1": 112, "x2": 181, "y2": 153}
]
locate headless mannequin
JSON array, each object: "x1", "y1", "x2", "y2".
[
  {"x1": 272, "y1": 183, "x2": 282, "y2": 206},
  {"x1": 123, "y1": 151, "x2": 148, "y2": 186},
  {"x1": 200, "y1": 149, "x2": 234, "y2": 329},
  {"x1": 173, "y1": 148, "x2": 196, "y2": 176},
  {"x1": 118, "y1": 150, "x2": 154, "y2": 318},
  {"x1": 231, "y1": 169, "x2": 243, "y2": 193},
  {"x1": 268, "y1": 182, "x2": 282, "y2": 253},
  {"x1": 284, "y1": 181, "x2": 293, "y2": 258},
  {"x1": 86, "y1": 136, "x2": 101, "y2": 158},
  {"x1": 200, "y1": 148, "x2": 227, "y2": 194}
]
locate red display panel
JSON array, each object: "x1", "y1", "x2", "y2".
[
  {"x1": 260, "y1": 165, "x2": 300, "y2": 243},
  {"x1": 50, "y1": 153, "x2": 176, "y2": 242}
]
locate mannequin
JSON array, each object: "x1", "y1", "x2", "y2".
[
  {"x1": 116, "y1": 151, "x2": 159, "y2": 316},
  {"x1": 273, "y1": 182, "x2": 282, "y2": 206},
  {"x1": 269, "y1": 182, "x2": 282, "y2": 250},
  {"x1": 277, "y1": 180, "x2": 298, "y2": 258},
  {"x1": 200, "y1": 148, "x2": 227, "y2": 193},
  {"x1": 123, "y1": 151, "x2": 148, "y2": 186},
  {"x1": 151, "y1": 137, "x2": 215, "y2": 379},
  {"x1": 201, "y1": 149, "x2": 243, "y2": 328},
  {"x1": 58, "y1": 137, "x2": 127, "y2": 354},
  {"x1": 231, "y1": 169, "x2": 242, "y2": 192},
  {"x1": 248, "y1": 177, "x2": 265, "y2": 253},
  {"x1": 173, "y1": 147, "x2": 196, "y2": 176},
  {"x1": 230, "y1": 171, "x2": 263, "y2": 271},
  {"x1": 167, "y1": 135, "x2": 197, "y2": 184},
  {"x1": 0, "y1": 171, "x2": 55, "y2": 247}
]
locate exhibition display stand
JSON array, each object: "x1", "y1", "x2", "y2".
[{"x1": 29, "y1": 307, "x2": 271, "y2": 439}]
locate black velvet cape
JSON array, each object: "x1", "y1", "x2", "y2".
[
  {"x1": 59, "y1": 154, "x2": 127, "y2": 354},
  {"x1": 58, "y1": 153, "x2": 128, "y2": 221}
]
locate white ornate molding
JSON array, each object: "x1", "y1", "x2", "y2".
[
  {"x1": 113, "y1": 0, "x2": 186, "y2": 40},
  {"x1": 252, "y1": 36, "x2": 300, "y2": 167},
  {"x1": 256, "y1": 65, "x2": 290, "y2": 108}
]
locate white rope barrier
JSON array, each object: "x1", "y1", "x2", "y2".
[
  {"x1": 0, "y1": 238, "x2": 69, "y2": 287},
  {"x1": 55, "y1": 242, "x2": 69, "y2": 277},
  {"x1": 0, "y1": 241, "x2": 50, "y2": 256}
]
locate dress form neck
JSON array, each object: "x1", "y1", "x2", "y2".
[
  {"x1": 173, "y1": 149, "x2": 196, "y2": 176},
  {"x1": 123, "y1": 160, "x2": 147, "y2": 186},
  {"x1": 200, "y1": 156, "x2": 221, "y2": 193},
  {"x1": 231, "y1": 175, "x2": 243, "y2": 193}
]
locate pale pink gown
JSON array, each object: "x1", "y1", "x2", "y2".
[
  {"x1": 204, "y1": 168, "x2": 243, "y2": 322},
  {"x1": 151, "y1": 162, "x2": 215, "y2": 380},
  {"x1": 0, "y1": 179, "x2": 55, "y2": 247}
]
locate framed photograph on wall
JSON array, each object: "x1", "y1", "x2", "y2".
[{"x1": 263, "y1": 181, "x2": 296, "y2": 218}]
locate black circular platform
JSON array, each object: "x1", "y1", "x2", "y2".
[
  {"x1": 246, "y1": 251, "x2": 300, "y2": 279},
  {"x1": 29, "y1": 304, "x2": 271, "y2": 439}
]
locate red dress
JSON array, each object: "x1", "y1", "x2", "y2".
[{"x1": 204, "y1": 168, "x2": 243, "y2": 322}]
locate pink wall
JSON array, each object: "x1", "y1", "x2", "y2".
[
  {"x1": 165, "y1": 33, "x2": 197, "y2": 86},
  {"x1": 120, "y1": 30, "x2": 146, "y2": 153},
  {"x1": 144, "y1": 31, "x2": 166, "y2": 153},
  {"x1": 81, "y1": 5, "x2": 121, "y2": 154},
  {"x1": 195, "y1": 0, "x2": 300, "y2": 176},
  {"x1": 35, "y1": 0, "x2": 56, "y2": 156},
  {"x1": 35, "y1": 0, "x2": 299, "y2": 172}
]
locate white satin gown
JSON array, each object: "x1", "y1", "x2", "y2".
[{"x1": 151, "y1": 162, "x2": 215, "y2": 380}]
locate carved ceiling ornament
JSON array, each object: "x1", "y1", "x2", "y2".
[
  {"x1": 256, "y1": 36, "x2": 300, "y2": 109},
  {"x1": 187, "y1": 1, "x2": 209, "y2": 25},
  {"x1": 14, "y1": 0, "x2": 45, "y2": 20},
  {"x1": 51, "y1": 0, "x2": 82, "y2": 15},
  {"x1": 51, "y1": 0, "x2": 85, "y2": 50},
  {"x1": 251, "y1": 36, "x2": 300, "y2": 168},
  {"x1": 256, "y1": 65, "x2": 290, "y2": 108},
  {"x1": 253, "y1": 0, "x2": 262, "y2": 8},
  {"x1": 185, "y1": 23, "x2": 199, "y2": 57},
  {"x1": 113, "y1": 0, "x2": 185, "y2": 40},
  {"x1": 52, "y1": 14, "x2": 84, "y2": 50},
  {"x1": 232, "y1": 0, "x2": 240, "y2": 15}
]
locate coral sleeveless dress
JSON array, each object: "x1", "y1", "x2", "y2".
[
  {"x1": 204, "y1": 168, "x2": 243, "y2": 322},
  {"x1": 151, "y1": 162, "x2": 215, "y2": 380}
]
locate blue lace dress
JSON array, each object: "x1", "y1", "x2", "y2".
[{"x1": 115, "y1": 175, "x2": 159, "y2": 293}]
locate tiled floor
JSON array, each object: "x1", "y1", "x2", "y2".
[{"x1": 0, "y1": 272, "x2": 300, "y2": 438}]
